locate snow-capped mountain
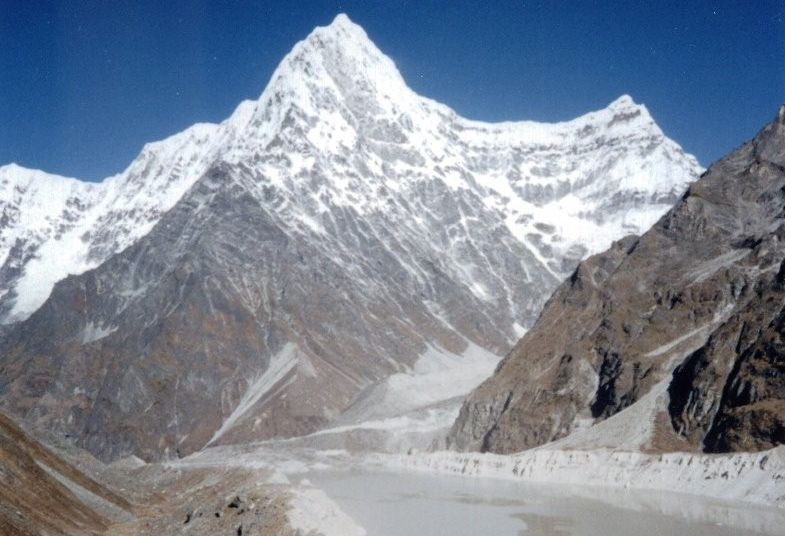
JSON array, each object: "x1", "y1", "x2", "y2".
[
  {"x1": 0, "y1": 14, "x2": 698, "y2": 327},
  {"x1": 0, "y1": 14, "x2": 700, "y2": 461}
]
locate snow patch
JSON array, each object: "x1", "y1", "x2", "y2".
[
  {"x1": 81, "y1": 321, "x2": 118, "y2": 344},
  {"x1": 207, "y1": 343, "x2": 298, "y2": 446},
  {"x1": 549, "y1": 377, "x2": 670, "y2": 451},
  {"x1": 644, "y1": 325, "x2": 711, "y2": 358},
  {"x1": 336, "y1": 341, "x2": 500, "y2": 428}
]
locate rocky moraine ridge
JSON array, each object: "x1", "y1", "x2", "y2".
[
  {"x1": 0, "y1": 15, "x2": 699, "y2": 462},
  {"x1": 448, "y1": 104, "x2": 785, "y2": 454}
]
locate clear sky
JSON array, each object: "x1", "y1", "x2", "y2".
[{"x1": 1, "y1": 0, "x2": 783, "y2": 181}]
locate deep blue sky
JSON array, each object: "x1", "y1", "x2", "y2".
[{"x1": 1, "y1": 1, "x2": 783, "y2": 181}]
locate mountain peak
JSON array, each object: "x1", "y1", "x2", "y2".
[
  {"x1": 304, "y1": 14, "x2": 380, "y2": 57},
  {"x1": 238, "y1": 13, "x2": 412, "y2": 142},
  {"x1": 593, "y1": 94, "x2": 659, "y2": 136},
  {"x1": 755, "y1": 100, "x2": 785, "y2": 166},
  {"x1": 605, "y1": 94, "x2": 651, "y2": 118},
  {"x1": 608, "y1": 94, "x2": 637, "y2": 109},
  {"x1": 261, "y1": 13, "x2": 408, "y2": 101},
  {"x1": 0, "y1": 162, "x2": 84, "y2": 187},
  {"x1": 319, "y1": 13, "x2": 366, "y2": 37}
]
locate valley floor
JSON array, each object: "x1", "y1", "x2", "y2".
[
  {"x1": 5, "y1": 404, "x2": 785, "y2": 535},
  {"x1": 6, "y1": 331, "x2": 785, "y2": 536},
  {"x1": 173, "y1": 440, "x2": 785, "y2": 536}
]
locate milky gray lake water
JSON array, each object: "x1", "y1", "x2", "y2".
[{"x1": 309, "y1": 468, "x2": 785, "y2": 536}]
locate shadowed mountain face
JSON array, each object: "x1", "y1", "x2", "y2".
[
  {"x1": 448, "y1": 105, "x2": 785, "y2": 455},
  {"x1": 0, "y1": 15, "x2": 699, "y2": 461}
]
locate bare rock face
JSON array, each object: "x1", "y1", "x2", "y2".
[
  {"x1": 0, "y1": 15, "x2": 699, "y2": 461},
  {"x1": 448, "y1": 104, "x2": 785, "y2": 454}
]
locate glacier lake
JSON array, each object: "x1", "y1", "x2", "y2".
[{"x1": 309, "y1": 468, "x2": 785, "y2": 536}]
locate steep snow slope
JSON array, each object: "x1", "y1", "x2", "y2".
[{"x1": 0, "y1": 14, "x2": 700, "y2": 461}]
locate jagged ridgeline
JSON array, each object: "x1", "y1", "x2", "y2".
[
  {"x1": 448, "y1": 104, "x2": 785, "y2": 455},
  {"x1": 0, "y1": 14, "x2": 699, "y2": 461}
]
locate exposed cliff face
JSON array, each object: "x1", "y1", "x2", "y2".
[
  {"x1": 448, "y1": 104, "x2": 785, "y2": 454},
  {"x1": 0, "y1": 15, "x2": 699, "y2": 461}
]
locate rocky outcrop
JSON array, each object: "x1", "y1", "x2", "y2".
[
  {"x1": 448, "y1": 104, "x2": 785, "y2": 454},
  {"x1": 0, "y1": 15, "x2": 698, "y2": 461}
]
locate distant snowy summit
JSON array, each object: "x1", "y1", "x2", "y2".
[{"x1": 0, "y1": 14, "x2": 700, "y2": 461}]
